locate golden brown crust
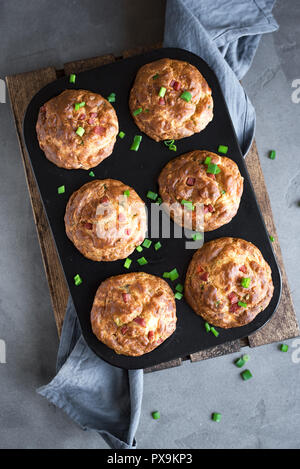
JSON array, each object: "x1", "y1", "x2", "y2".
[
  {"x1": 64, "y1": 179, "x2": 147, "y2": 261},
  {"x1": 91, "y1": 272, "x2": 177, "y2": 356},
  {"x1": 129, "y1": 58, "x2": 213, "y2": 141},
  {"x1": 158, "y1": 150, "x2": 244, "y2": 232},
  {"x1": 36, "y1": 89, "x2": 119, "y2": 169},
  {"x1": 185, "y1": 237, "x2": 274, "y2": 328}
]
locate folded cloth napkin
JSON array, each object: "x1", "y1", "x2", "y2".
[{"x1": 37, "y1": 0, "x2": 278, "y2": 450}]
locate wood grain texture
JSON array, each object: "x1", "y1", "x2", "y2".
[
  {"x1": 6, "y1": 50, "x2": 299, "y2": 370},
  {"x1": 145, "y1": 358, "x2": 182, "y2": 374}
]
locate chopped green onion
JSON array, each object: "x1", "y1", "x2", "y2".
[
  {"x1": 152, "y1": 74, "x2": 159, "y2": 80},
  {"x1": 269, "y1": 150, "x2": 276, "y2": 160},
  {"x1": 238, "y1": 301, "x2": 247, "y2": 308},
  {"x1": 76, "y1": 126, "x2": 85, "y2": 137},
  {"x1": 221, "y1": 190, "x2": 226, "y2": 194},
  {"x1": 154, "y1": 241, "x2": 162, "y2": 251},
  {"x1": 210, "y1": 327, "x2": 219, "y2": 337},
  {"x1": 243, "y1": 354, "x2": 250, "y2": 362},
  {"x1": 158, "y1": 87, "x2": 166, "y2": 98},
  {"x1": 163, "y1": 272, "x2": 170, "y2": 279},
  {"x1": 57, "y1": 185, "x2": 65, "y2": 194},
  {"x1": 147, "y1": 191, "x2": 158, "y2": 201},
  {"x1": 235, "y1": 358, "x2": 245, "y2": 368},
  {"x1": 89, "y1": 171, "x2": 95, "y2": 177},
  {"x1": 75, "y1": 101, "x2": 85, "y2": 110},
  {"x1": 241, "y1": 277, "x2": 251, "y2": 288},
  {"x1": 118, "y1": 131, "x2": 126, "y2": 139},
  {"x1": 241, "y1": 369, "x2": 253, "y2": 381},
  {"x1": 169, "y1": 268, "x2": 179, "y2": 281},
  {"x1": 175, "y1": 292, "x2": 183, "y2": 300},
  {"x1": 124, "y1": 258, "x2": 132, "y2": 269},
  {"x1": 212, "y1": 413, "x2": 222, "y2": 422},
  {"x1": 142, "y1": 239, "x2": 152, "y2": 248},
  {"x1": 175, "y1": 283, "x2": 183, "y2": 293},
  {"x1": 164, "y1": 140, "x2": 174, "y2": 147},
  {"x1": 152, "y1": 411, "x2": 160, "y2": 419},
  {"x1": 69, "y1": 74, "x2": 76, "y2": 84},
  {"x1": 155, "y1": 197, "x2": 162, "y2": 205},
  {"x1": 136, "y1": 245, "x2": 143, "y2": 253},
  {"x1": 168, "y1": 144, "x2": 177, "y2": 151},
  {"x1": 207, "y1": 163, "x2": 221, "y2": 175},
  {"x1": 133, "y1": 107, "x2": 143, "y2": 116},
  {"x1": 137, "y1": 257, "x2": 148, "y2": 266},
  {"x1": 181, "y1": 199, "x2": 194, "y2": 211},
  {"x1": 73, "y1": 274, "x2": 82, "y2": 286},
  {"x1": 205, "y1": 322, "x2": 211, "y2": 333},
  {"x1": 218, "y1": 145, "x2": 228, "y2": 154},
  {"x1": 269, "y1": 235, "x2": 275, "y2": 242},
  {"x1": 280, "y1": 344, "x2": 289, "y2": 352},
  {"x1": 204, "y1": 156, "x2": 211, "y2": 165},
  {"x1": 123, "y1": 190, "x2": 130, "y2": 197},
  {"x1": 192, "y1": 232, "x2": 203, "y2": 241},
  {"x1": 107, "y1": 93, "x2": 116, "y2": 103},
  {"x1": 180, "y1": 91, "x2": 192, "y2": 102},
  {"x1": 130, "y1": 135, "x2": 142, "y2": 151}
]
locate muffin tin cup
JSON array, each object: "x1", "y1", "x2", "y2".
[{"x1": 23, "y1": 48, "x2": 281, "y2": 369}]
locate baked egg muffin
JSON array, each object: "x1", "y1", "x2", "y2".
[
  {"x1": 91, "y1": 272, "x2": 177, "y2": 356},
  {"x1": 185, "y1": 237, "x2": 274, "y2": 328},
  {"x1": 65, "y1": 179, "x2": 147, "y2": 261},
  {"x1": 36, "y1": 89, "x2": 119, "y2": 169},
  {"x1": 129, "y1": 58, "x2": 213, "y2": 141},
  {"x1": 158, "y1": 150, "x2": 243, "y2": 232}
]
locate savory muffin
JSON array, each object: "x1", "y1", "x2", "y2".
[
  {"x1": 158, "y1": 150, "x2": 243, "y2": 232},
  {"x1": 185, "y1": 238, "x2": 274, "y2": 328},
  {"x1": 91, "y1": 272, "x2": 177, "y2": 356},
  {"x1": 36, "y1": 89, "x2": 119, "y2": 169},
  {"x1": 65, "y1": 179, "x2": 147, "y2": 261},
  {"x1": 129, "y1": 58, "x2": 213, "y2": 141}
]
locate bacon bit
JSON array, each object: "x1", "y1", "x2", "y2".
[
  {"x1": 207, "y1": 204, "x2": 214, "y2": 212},
  {"x1": 100, "y1": 196, "x2": 109, "y2": 204},
  {"x1": 229, "y1": 303, "x2": 240, "y2": 313},
  {"x1": 125, "y1": 229, "x2": 131, "y2": 236},
  {"x1": 170, "y1": 79, "x2": 175, "y2": 87},
  {"x1": 90, "y1": 112, "x2": 97, "y2": 118},
  {"x1": 173, "y1": 81, "x2": 181, "y2": 91},
  {"x1": 122, "y1": 293, "x2": 131, "y2": 303},
  {"x1": 208, "y1": 173, "x2": 216, "y2": 180},
  {"x1": 148, "y1": 331, "x2": 154, "y2": 340},
  {"x1": 83, "y1": 222, "x2": 93, "y2": 230},
  {"x1": 118, "y1": 213, "x2": 126, "y2": 222},
  {"x1": 121, "y1": 326, "x2": 128, "y2": 335},
  {"x1": 88, "y1": 118, "x2": 95, "y2": 125},
  {"x1": 159, "y1": 97, "x2": 165, "y2": 105},
  {"x1": 94, "y1": 125, "x2": 106, "y2": 135},
  {"x1": 239, "y1": 265, "x2": 247, "y2": 273},
  {"x1": 78, "y1": 113, "x2": 86, "y2": 120},
  {"x1": 134, "y1": 317, "x2": 146, "y2": 327},
  {"x1": 197, "y1": 265, "x2": 204, "y2": 273},
  {"x1": 186, "y1": 177, "x2": 195, "y2": 186},
  {"x1": 199, "y1": 272, "x2": 208, "y2": 281},
  {"x1": 228, "y1": 292, "x2": 238, "y2": 304}
]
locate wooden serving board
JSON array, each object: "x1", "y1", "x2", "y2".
[{"x1": 6, "y1": 46, "x2": 299, "y2": 373}]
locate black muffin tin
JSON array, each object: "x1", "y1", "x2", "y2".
[{"x1": 23, "y1": 48, "x2": 281, "y2": 369}]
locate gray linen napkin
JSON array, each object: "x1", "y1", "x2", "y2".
[{"x1": 37, "y1": 0, "x2": 278, "y2": 450}]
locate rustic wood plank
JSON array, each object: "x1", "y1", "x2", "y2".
[
  {"x1": 144, "y1": 358, "x2": 182, "y2": 374},
  {"x1": 6, "y1": 68, "x2": 69, "y2": 336},
  {"x1": 245, "y1": 142, "x2": 299, "y2": 346},
  {"x1": 190, "y1": 340, "x2": 242, "y2": 362},
  {"x1": 64, "y1": 54, "x2": 115, "y2": 75},
  {"x1": 122, "y1": 43, "x2": 162, "y2": 59}
]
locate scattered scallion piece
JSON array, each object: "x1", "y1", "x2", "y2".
[
  {"x1": 124, "y1": 258, "x2": 132, "y2": 269},
  {"x1": 218, "y1": 145, "x2": 228, "y2": 154},
  {"x1": 88, "y1": 171, "x2": 95, "y2": 177},
  {"x1": 76, "y1": 126, "x2": 85, "y2": 137},
  {"x1": 158, "y1": 87, "x2": 167, "y2": 98},
  {"x1": 181, "y1": 199, "x2": 194, "y2": 211},
  {"x1": 235, "y1": 358, "x2": 245, "y2": 368},
  {"x1": 207, "y1": 162, "x2": 221, "y2": 174},
  {"x1": 205, "y1": 322, "x2": 211, "y2": 333},
  {"x1": 118, "y1": 131, "x2": 125, "y2": 139},
  {"x1": 269, "y1": 235, "x2": 275, "y2": 242},
  {"x1": 136, "y1": 246, "x2": 143, "y2": 253},
  {"x1": 168, "y1": 144, "x2": 177, "y2": 151},
  {"x1": 152, "y1": 411, "x2": 160, "y2": 420},
  {"x1": 107, "y1": 93, "x2": 116, "y2": 103},
  {"x1": 180, "y1": 91, "x2": 192, "y2": 102},
  {"x1": 212, "y1": 413, "x2": 222, "y2": 422},
  {"x1": 137, "y1": 257, "x2": 148, "y2": 266},
  {"x1": 169, "y1": 268, "x2": 179, "y2": 281},
  {"x1": 69, "y1": 73, "x2": 76, "y2": 84},
  {"x1": 241, "y1": 277, "x2": 251, "y2": 288},
  {"x1": 238, "y1": 301, "x2": 247, "y2": 308},
  {"x1": 154, "y1": 241, "x2": 162, "y2": 251},
  {"x1": 57, "y1": 185, "x2": 65, "y2": 194},
  {"x1": 155, "y1": 197, "x2": 162, "y2": 205},
  {"x1": 204, "y1": 156, "x2": 211, "y2": 165},
  {"x1": 175, "y1": 292, "x2": 183, "y2": 300},
  {"x1": 74, "y1": 274, "x2": 82, "y2": 286},
  {"x1": 164, "y1": 139, "x2": 174, "y2": 147},
  {"x1": 130, "y1": 135, "x2": 142, "y2": 151},
  {"x1": 241, "y1": 369, "x2": 253, "y2": 381},
  {"x1": 163, "y1": 272, "x2": 170, "y2": 279},
  {"x1": 147, "y1": 191, "x2": 158, "y2": 201},
  {"x1": 175, "y1": 283, "x2": 183, "y2": 293},
  {"x1": 210, "y1": 327, "x2": 219, "y2": 337},
  {"x1": 243, "y1": 354, "x2": 250, "y2": 362},
  {"x1": 280, "y1": 344, "x2": 289, "y2": 352},
  {"x1": 123, "y1": 190, "x2": 130, "y2": 197},
  {"x1": 133, "y1": 107, "x2": 143, "y2": 116},
  {"x1": 153, "y1": 74, "x2": 159, "y2": 80},
  {"x1": 269, "y1": 150, "x2": 276, "y2": 160},
  {"x1": 142, "y1": 239, "x2": 152, "y2": 249},
  {"x1": 192, "y1": 232, "x2": 203, "y2": 241}
]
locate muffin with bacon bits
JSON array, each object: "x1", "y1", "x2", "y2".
[
  {"x1": 91, "y1": 272, "x2": 177, "y2": 356},
  {"x1": 185, "y1": 237, "x2": 274, "y2": 328},
  {"x1": 64, "y1": 179, "x2": 147, "y2": 261},
  {"x1": 158, "y1": 150, "x2": 243, "y2": 232},
  {"x1": 36, "y1": 89, "x2": 119, "y2": 169},
  {"x1": 129, "y1": 58, "x2": 213, "y2": 141}
]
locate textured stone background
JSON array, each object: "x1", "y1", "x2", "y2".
[{"x1": 0, "y1": 0, "x2": 299, "y2": 449}]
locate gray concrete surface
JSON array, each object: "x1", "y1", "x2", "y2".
[{"x1": 0, "y1": 0, "x2": 299, "y2": 449}]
